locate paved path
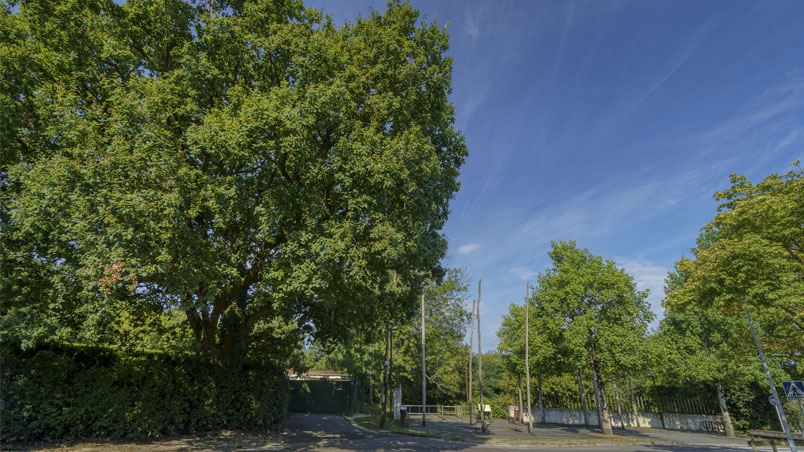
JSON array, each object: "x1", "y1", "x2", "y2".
[
  {"x1": 279, "y1": 413, "x2": 759, "y2": 452},
  {"x1": 19, "y1": 414, "x2": 766, "y2": 451}
]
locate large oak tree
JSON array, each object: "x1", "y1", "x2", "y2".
[{"x1": 0, "y1": 0, "x2": 466, "y2": 363}]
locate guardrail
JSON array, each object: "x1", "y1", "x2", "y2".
[{"x1": 402, "y1": 404, "x2": 469, "y2": 416}]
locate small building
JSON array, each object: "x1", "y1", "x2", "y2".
[{"x1": 287, "y1": 369, "x2": 350, "y2": 381}]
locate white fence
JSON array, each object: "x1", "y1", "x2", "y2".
[
  {"x1": 509, "y1": 406, "x2": 721, "y2": 432},
  {"x1": 402, "y1": 404, "x2": 471, "y2": 416}
]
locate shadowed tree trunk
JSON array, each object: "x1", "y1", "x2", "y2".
[{"x1": 590, "y1": 340, "x2": 613, "y2": 436}]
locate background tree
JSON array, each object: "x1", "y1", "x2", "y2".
[
  {"x1": 497, "y1": 295, "x2": 564, "y2": 422},
  {"x1": 306, "y1": 267, "x2": 472, "y2": 406},
  {"x1": 664, "y1": 166, "x2": 803, "y2": 430},
  {"x1": 530, "y1": 241, "x2": 653, "y2": 435},
  {"x1": 0, "y1": 0, "x2": 467, "y2": 365},
  {"x1": 667, "y1": 163, "x2": 803, "y2": 360}
]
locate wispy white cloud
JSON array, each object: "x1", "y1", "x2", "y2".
[
  {"x1": 456, "y1": 243, "x2": 481, "y2": 255},
  {"x1": 503, "y1": 266, "x2": 537, "y2": 283},
  {"x1": 462, "y1": 6, "x2": 483, "y2": 40},
  {"x1": 616, "y1": 257, "x2": 671, "y2": 326}
]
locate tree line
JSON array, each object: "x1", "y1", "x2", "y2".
[{"x1": 497, "y1": 164, "x2": 803, "y2": 435}]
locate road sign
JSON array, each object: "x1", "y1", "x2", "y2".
[{"x1": 784, "y1": 381, "x2": 804, "y2": 400}]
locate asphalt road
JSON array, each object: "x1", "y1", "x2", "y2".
[{"x1": 279, "y1": 413, "x2": 759, "y2": 452}]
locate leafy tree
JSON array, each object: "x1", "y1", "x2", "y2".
[
  {"x1": 394, "y1": 268, "x2": 472, "y2": 404},
  {"x1": 530, "y1": 241, "x2": 653, "y2": 435},
  {"x1": 309, "y1": 267, "x2": 472, "y2": 406},
  {"x1": 666, "y1": 163, "x2": 803, "y2": 360},
  {"x1": 0, "y1": 0, "x2": 467, "y2": 364}
]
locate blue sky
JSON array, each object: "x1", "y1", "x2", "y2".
[{"x1": 308, "y1": 0, "x2": 804, "y2": 349}]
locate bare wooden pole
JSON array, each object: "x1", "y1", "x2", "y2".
[
  {"x1": 525, "y1": 281, "x2": 533, "y2": 433},
  {"x1": 421, "y1": 288, "x2": 427, "y2": 427},
  {"x1": 517, "y1": 374, "x2": 524, "y2": 422},
  {"x1": 468, "y1": 296, "x2": 476, "y2": 426},
  {"x1": 477, "y1": 280, "x2": 485, "y2": 432}
]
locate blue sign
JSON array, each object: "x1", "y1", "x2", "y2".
[{"x1": 783, "y1": 381, "x2": 804, "y2": 399}]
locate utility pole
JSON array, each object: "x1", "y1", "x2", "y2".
[
  {"x1": 380, "y1": 327, "x2": 390, "y2": 428},
  {"x1": 744, "y1": 305, "x2": 797, "y2": 452},
  {"x1": 389, "y1": 328, "x2": 394, "y2": 420},
  {"x1": 468, "y1": 296, "x2": 476, "y2": 426},
  {"x1": 525, "y1": 281, "x2": 533, "y2": 434},
  {"x1": 477, "y1": 280, "x2": 486, "y2": 432},
  {"x1": 421, "y1": 287, "x2": 427, "y2": 427}
]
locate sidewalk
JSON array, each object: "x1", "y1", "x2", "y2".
[{"x1": 391, "y1": 415, "x2": 751, "y2": 448}]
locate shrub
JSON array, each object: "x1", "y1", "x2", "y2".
[{"x1": 0, "y1": 341, "x2": 288, "y2": 442}]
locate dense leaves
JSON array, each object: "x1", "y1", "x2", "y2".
[
  {"x1": 666, "y1": 164, "x2": 803, "y2": 360},
  {"x1": 0, "y1": 340, "x2": 288, "y2": 442},
  {"x1": 308, "y1": 268, "x2": 472, "y2": 405},
  {"x1": 508, "y1": 242, "x2": 653, "y2": 434},
  {"x1": 0, "y1": 0, "x2": 467, "y2": 363}
]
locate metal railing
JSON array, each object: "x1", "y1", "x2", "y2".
[
  {"x1": 402, "y1": 404, "x2": 439, "y2": 415},
  {"x1": 402, "y1": 404, "x2": 472, "y2": 416}
]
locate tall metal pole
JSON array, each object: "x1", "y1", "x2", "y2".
[
  {"x1": 468, "y1": 296, "x2": 476, "y2": 426},
  {"x1": 525, "y1": 281, "x2": 533, "y2": 434},
  {"x1": 421, "y1": 287, "x2": 427, "y2": 427},
  {"x1": 380, "y1": 326, "x2": 390, "y2": 428},
  {"x1": 744, "y1": 306, "x2": 797, "y2": 452},
  {"x1": 477, "y1": 280, "x2": 485, "y2": 432}
]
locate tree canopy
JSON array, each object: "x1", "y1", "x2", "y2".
[
  {"x1": 665, "y1": 163, "x2": 803, "y2": 362},
  {"x1": 528, "y1": 241, "x2": 653, "y2": 434},
  {"x1": 0, "y1": 0, "x2": 467, "y2": 364}
]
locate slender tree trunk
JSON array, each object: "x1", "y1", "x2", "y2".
[
  {"x1": 477, "y1": 280, "x2": 485, "y2": 432},
  {"x1": 579, "y1": 368, "x2": 589, "y2": 427},
  {"x1": 590, "y1": 340, "x2": 612, "y2": 435},
  {"x1": 628, "y1": 374, "x2": 640, "y2": 427},
  {"x1": 468, "y1": 297, "x2": 476, "y2": 426},
  {"x1": 613, "y1": 377, "x2": 625, "y2": 429},
  {"x1": 525, "y1": 281, "x2": 533, "y2": 433},
  {"x1": 715, "y1": 381, "x2": 735, "y2": 436},
  {"x1": 702, "y1": 337, "x2": 735, "y2": 437}
]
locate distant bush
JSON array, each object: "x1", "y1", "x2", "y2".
[{"x1": 0, "y1": 341, "x2": 288, "y2": 442}]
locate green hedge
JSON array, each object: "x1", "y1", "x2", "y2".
[{"x1": 0, "y1": 341, "x2": 289, "y2": 442}]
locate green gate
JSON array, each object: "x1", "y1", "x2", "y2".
[{"x1": 289, "y1": 380, "x2": 353, "y2": 414}]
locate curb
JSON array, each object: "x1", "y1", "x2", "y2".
[{"x1": 342, "y1": 415, "x2": 387, "y2": 436}]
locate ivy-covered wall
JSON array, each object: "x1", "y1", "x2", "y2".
[{"x1": 0, "y1": 341, "x2": 288, "y2": 442}]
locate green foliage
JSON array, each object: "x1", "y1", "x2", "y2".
[
  {"x1": 0, "y1": 0, "x2": 466, "y2": 363},
  {"x1": 0, "y1": 340, "x2": 288, "y2": 442},
  {"x1": 497, "y1": 292, "x2": 564, "y2": 382},
  {"x1": 306, "y1": 268, "x2": 472, "y2": 406},
  {"x1": 667, "y1": 164, "x2": 803, "y2": 361},
  {"x1": 529, "y1": 241, "x2": 653, "y2": 377},
  {"x1": 660, "y1": 166, "x2": 803, "y2": 431}
]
